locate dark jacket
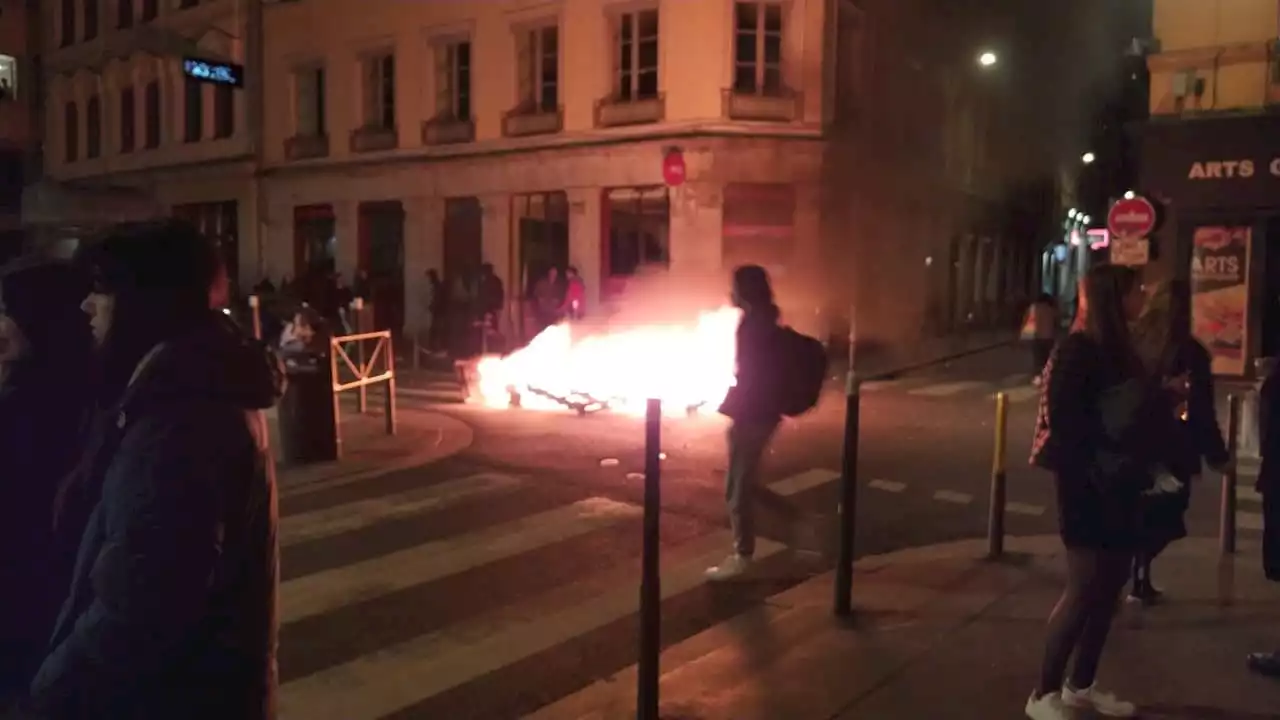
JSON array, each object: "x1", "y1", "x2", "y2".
[
  {"x1": 29, "y1": 312, "x2": 284, "y2": 720},
  {"x1": 1260, "y1": 368, "x2": 1280, "y2": 493},
  {"x1": 1164, "y1": 339, "x2": 1229, "y2": 482},
  {"x1": 719, "y1": 306, "x2": 782, "y2": 424}
]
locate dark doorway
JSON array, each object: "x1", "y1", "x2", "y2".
[
  {"x1": 357, "y1": 200, "x2": 406, "y2": 335},
  {"x1": 293, "y1": 204, "x2": 336, "y2": 281},
  {"x1": 602, "y1": 186, "x2": 669, "y2": 300},
  {"x1": 514, "y1": 191, "x2": 569, "y2": 328}
]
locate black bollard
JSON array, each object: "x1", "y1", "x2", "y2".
[
  {"x1": 834, "y1": 372, "x2": 861, "y2": 617},
  {"x1": 1220, "y1": 394, "x2": 1241, "y2": 556},
  {"x1": 637, "y1": 398, "x2": 662, "y2": 719}
]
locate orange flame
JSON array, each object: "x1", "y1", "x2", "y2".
[{"x1": 475, "y1": 307, "x2": 742, "y2": 416}]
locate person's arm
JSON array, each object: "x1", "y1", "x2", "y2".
[
  {"x1": 1045, "y1": 333, "x2": 1095, "y2": 473},
  {"x1": 1187, "y1": 343, "x2": 1230, "y2": 469},
  {"x1": 28, "y1": 408, "x2": 232, "y2": 715}
]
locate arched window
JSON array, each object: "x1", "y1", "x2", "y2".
[
  {"x1": 64, "y1": 101, "x2": 79, "y2": 162},
  {"x1": 86, "y1": 94, "x2": 101, "y2": 158}
]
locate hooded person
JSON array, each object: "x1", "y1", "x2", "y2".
[
  {"x1": 0, "y1": 258, "x2": 94, "y2": 700},
  {"x1": 18, "y1": 219, "x2": 284, "y2": 720}
]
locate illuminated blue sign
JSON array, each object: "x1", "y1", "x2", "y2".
[{"x1": 182, "y1": 57, "x2": 244, "y2": 88}]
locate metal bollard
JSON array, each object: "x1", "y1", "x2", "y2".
[
  {"x1": 637, "y1": 398, "x2": 662, "y2": 720},
  {"x1": 247, "y1": 294, "x2": 262, "y2": 340},
  {"x1": 834, "y1": 371, "x2": 862, "y2": 617},
  {"x1": 987, "y1": 392, "x2": 1009, "y2": 559},
  {"x1": 1221, "y1": 394, "x2": 1242, "y2": 556}
]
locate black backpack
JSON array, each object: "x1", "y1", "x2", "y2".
[{"x1": 775, "y1": 326, "x2": 828, "y2": 417}]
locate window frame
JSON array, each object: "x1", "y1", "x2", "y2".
[
  {"x1": 85, "y1": 93, "x2": 101, "y2": 158},
  {"x1": 60, "y1": 0, "x2": 76, "y2": 48},
  {"x1": 182, "y1": 76, "x2": 202, "y2": 143},
  {"x1": 612, "y1": 7, "x2": 659, "y2": 102},
  {"x1": 116, "y1": 0, "x2": 133, "y2": 29},
  {"x1": 143, "y1": 80, "x2": 161, "y2": 148},
  {"x1": 213, "y1": 82, "x2": 233, "y2": 139},
  {"x1": 293, "y1": 64, "x2": 326, "y2": 137},
  {"x1": 434, "y1": 39, "x2": 472, "y2": 122},
  {"x1": 83, "y1": 0, "x2": 98, "y2": 41},
  {"x1": 361, "y1": 51, "x2": 396, "y2": 130},
  {"x1": 732, "y1": 1, "x2": 785, "y2": 96},
  {"x1": 517, "y1": 23, "x2": 558, "y2": 113},
  {"x1": 120, "y1": 85, "x2": 135, "y2": 152},
  {"x1": 64, "y1": 101, "x2": 79, "y2": 162}
]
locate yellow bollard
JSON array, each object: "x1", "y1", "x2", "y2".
[{"x1": 987, "y1": 391, "x2": 1009, "y2": 559}]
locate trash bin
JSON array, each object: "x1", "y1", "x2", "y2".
[{"x1": 276, "y1": 349, "x2": 338, "y2": 464}]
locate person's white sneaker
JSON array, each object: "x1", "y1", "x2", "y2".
[
  {"x1": 1025, "y1": 691, "x2": 1075, "y2": 720},
  {"x1": 705, "y1": 554, "x2": 751, "y2": 581},
  {"x1": 1062, "y1": 684, "x2": 1136, "y2": 717}
]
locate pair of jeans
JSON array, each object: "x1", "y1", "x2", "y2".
[{"x1": 725, "y1": 419, "x2": 789, "y2": 557}]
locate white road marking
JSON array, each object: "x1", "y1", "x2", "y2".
[
  {"x1": 1239, "y1": 485, "x2": 1263, "y2": 503},
  {"x1": 770, "y1": 468, "x2": 840, "y2": 496},
  {"x1": 1238, "y1": 511, "x2": 1264, "y2": 531},
  {"x1": 280, "y1": 473, "x2": 523, "y2": 547},
  {"x1": 277, "y1": 532, "x2": 786, "y2": 720},
  {"x1": 279, "y1": 497, "x2": 641, "y2": 623},
  {"x1": 1006, "y1": 501, "x2": 1046, "y2": 517},
  {"x1": 1003, "y1": 386, "x2": 1041, "y2": 404},
  {"x1": 909, "y1": 381, "x2": 988, "y2": 398},
  {"x1": 933, "y1": 490, "x2": 974, "y2": 504},
  {"x1": 868, "y1": 479, "x2": 907, "y2": 493}
]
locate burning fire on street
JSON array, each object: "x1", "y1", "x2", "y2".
[{"x1": 472, "y1": 306, "x2": 741, "y2": 417}]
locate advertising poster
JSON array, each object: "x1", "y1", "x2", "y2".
[{"x1": 1190, "y1": 226, "x2": 1251, "y2": 376}]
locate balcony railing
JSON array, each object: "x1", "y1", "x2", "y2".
[
  {"x1": 502, "y1": 105, "x2": 563, "y2": 138},
  {"x1": 349, "y1": 125, "x2": 397, "y2": 153},
  {"x1": 421, "y1": 116, "x2": 475, "y2": 146},
  {"x1": 595, "y1": 94, "x2": 664, "y2": 128},
  {"x1": 284, "y1": 133, "x2": 329, "y2": 160},
  {"x1": 722, "y1": 87, "x2": 802, "y2": 122}
]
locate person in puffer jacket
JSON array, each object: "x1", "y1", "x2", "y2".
[{"x1": 10, "y1": 219, "x2": 284, "y2": 720}]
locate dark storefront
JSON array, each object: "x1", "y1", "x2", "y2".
[{"x1": 1139, "y1": 113, "x2": 1280, "y2": 376}]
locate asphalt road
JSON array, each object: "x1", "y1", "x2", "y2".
[{"x1": 274, "y1": 344, "x2": 1255, "y2": 720}]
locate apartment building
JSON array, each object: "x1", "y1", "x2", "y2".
[
  {"x1": 259, "y1": 0, "x2": 1040, "y2": 364},
  {"x1": 0, "y1": 0, "x2": 36, "y2": 245},
  {"x1": 1139, "y1": 0, "x2": 1280, "y2": 374},
  {"x1": 38, "y1": 0, "x2": 251, "y2": 287}
]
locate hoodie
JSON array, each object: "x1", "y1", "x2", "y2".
[{"x1": 29, "y1": 311, "x2": 284, "y2": 720}]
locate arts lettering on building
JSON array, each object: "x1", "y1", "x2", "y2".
[
  {"x1": 1187, "y1": 158, "x2": 1280, "y2": 179},
  {"x1": 1190, "y1": 254, "x2": 1241, "y2": 279}
]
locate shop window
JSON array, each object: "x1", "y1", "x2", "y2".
[
  {"x1": 0, "y1": 55, "x2": 16, "y2": 101},
  {"x1": 605, "y1": 187, "x2": 669, "y2": 278},
  {"x1": 514, "y1": 191, "x2": 569, "y2": 297},
  {"x1": 721, "y1": 183, "x2": 795, "y2": 269}
]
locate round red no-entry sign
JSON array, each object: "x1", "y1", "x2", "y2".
[
  {"x1": 662, "y1": 149, "x2": 686, "y2": 187},
  {"x1": 1107, "y1": 196, "x2": 1157, "y2": 238}
]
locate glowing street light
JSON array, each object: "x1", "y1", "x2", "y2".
[
  {"x1": 1082, "y1": 152, "x2": 1097, "y2": 165},
  {"x1": 1123, "y1": 190, "x2": 1136, "y2": 199},
  {"x1": 977, "y1": 51, "x2": 998, "y2": 68}
]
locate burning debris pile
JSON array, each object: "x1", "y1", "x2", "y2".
[{"x1": 473, "y1": 307, "x2": 741, "y2": 416}]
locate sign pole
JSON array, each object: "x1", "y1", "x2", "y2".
[{"x1": 637, "y1": 398, "x2": 662, "y2": 720}]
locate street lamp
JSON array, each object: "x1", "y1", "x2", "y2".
[
  {"x1": 1123, "y1": 190, "x2": 1136, "y2": 200},
  {"x1": 977, "y1": 51, "x2": 998, "y2": 68},
  {"x1": 1082, "y1": 152, "x2": 1096, "y2": 165}
]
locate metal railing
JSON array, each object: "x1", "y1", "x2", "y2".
[{"x1": 329, "y1": 329, "x2": 397, "y2": 458}]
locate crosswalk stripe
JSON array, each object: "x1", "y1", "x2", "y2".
[
  {"x1": 1240, "y1": 485, "x2": 1262, "y2": 503},
  {"x1": 280, "y1": 497, "x2": 641, "y2": 623},
  {"x1": 909, "y1": 381, "x2": 988, "y2": 397},
  {"x1": 933, "y1": 490, "x2": 973, "y2": 504},
  {"x1": 868, "y1": 479, "x2": 906, "y2": 493},
  {"x1": 277, "y1": 532, "x2": 786, "y2": 720},
  {"x1": 1003, "y1": 386, "x2": 1040, "y2": 404},
  {"x1": 770, "y1": 468, "x2": 840, "y2": 496},
  {"x1": 1239, "y1": 511, "x2": 1264, "y2": 531},
  {"x1": 1006, "y1": 501, "x2": 1046, "y2": 516},
  {"x1": 280, "y1": 473, "x2": 523, "y2": 547}
]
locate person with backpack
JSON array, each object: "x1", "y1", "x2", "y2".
[{"x1": 706, "y1": 265, "x2": 825, "y2": 581}]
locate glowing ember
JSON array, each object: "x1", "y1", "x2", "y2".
[{"x1": 475, "y1": 307, "x2": 741, "y2": 416}]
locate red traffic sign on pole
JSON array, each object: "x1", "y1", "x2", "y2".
[
  {"x1": 1107, "y1": 196, "x2": 1157, "y2": 238},
  {"x1": 662, "y1": 148, "x2": 686, "y2": 187}
]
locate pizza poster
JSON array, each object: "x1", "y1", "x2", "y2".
[{"x1": 1190, "y1": 226, "x2": 1251, "y2": 376}]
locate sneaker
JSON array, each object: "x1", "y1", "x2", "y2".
[
  {"x1": 1062, "y1": 684, "x2": 1136, "y2": 717},
  {"x1": 705, "y1": 553, "x2": 751, "y2": 581},
  {"x1": 1025, "y1": 691, "x2": 1075, "y2": 720}
]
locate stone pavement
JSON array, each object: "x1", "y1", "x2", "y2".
[
  {"x1": 533, "y1": 536, "x2": 1280, "y2": 720},
  {"x1": 264, "y1": 405, "x2": 473, "y2": 495}
]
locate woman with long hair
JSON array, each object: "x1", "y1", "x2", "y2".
[
  {"x1": 1127, "y1": 280, "x2": 1229, "y2": 603},
  {"x1": 1025, "y1": 264, "x2": 1153, "y2": 720}
]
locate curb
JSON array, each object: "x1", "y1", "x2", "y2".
[{"x1": 277, "y1": 412, "x2": 474, "y2": 498}]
